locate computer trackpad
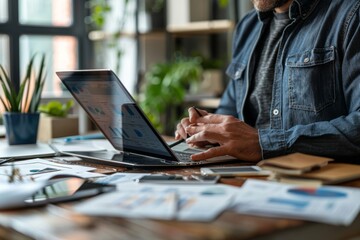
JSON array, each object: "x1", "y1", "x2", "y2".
[{"x1": 170, "y1": 142, "x2": 203, "y2": 153}]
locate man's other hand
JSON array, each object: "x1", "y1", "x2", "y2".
[{"x1": 185, "y1": 114, "x2": 262, "y2": 162}]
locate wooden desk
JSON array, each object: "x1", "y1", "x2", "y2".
[{"x1": 1, "y1": 160, "x2": 360, "y2": 240}]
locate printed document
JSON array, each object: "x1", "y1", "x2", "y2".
[
  {"x1": 0, "y1": 158, "x2": 97, "y2": 183},
  {"x1": 74, "y1": 183, "x2": 236, "y2": 221},
  {"x1": 232, "y1": 179, "x2": 360, "y2": 225}
]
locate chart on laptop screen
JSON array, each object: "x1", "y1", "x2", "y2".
[{"x1": 64, "y1": 75, "x2": 171, "y2": 157}]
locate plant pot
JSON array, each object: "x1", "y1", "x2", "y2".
[
  {"x1": 37, "y1": 114, "x2": 79, "y2": 142},
  {"x1": 3, "y1": 112, "x2": 40, "y2": 145}
]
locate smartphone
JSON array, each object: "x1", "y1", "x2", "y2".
[
  {"x1": 200, "y1": 166, "x2": 271, "y2": 177},
  {"x1": 136, "y1": 174, "x2": 220, "y2": 184},
  {"x1": 24, "y1": 177, "x2": 116, "y2": 207}
]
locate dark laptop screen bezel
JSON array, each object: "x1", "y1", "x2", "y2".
[{"x1": 56, "y1": 70, "x2": 180, "y2": 162}]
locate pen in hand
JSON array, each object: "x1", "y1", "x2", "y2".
[
  {"x1": 192, "y1": 106, "x2": 203, "y2": 118},
  {"x1": 168, "y1": 106, "x2": 203, "y2": 148}
]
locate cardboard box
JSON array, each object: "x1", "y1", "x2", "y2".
[{"x1": 38, "y1": 114, "x2": 79, "y2": 142}]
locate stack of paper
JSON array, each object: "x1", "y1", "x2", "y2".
[
  {"x1": 0, "y1": 158, "x2": 104, "y2": 183},
  {"x1": 74, "y1": 180, "x2": 236, "y2": 221},
  {"x1": 232, "y1": 179, "x2": 360, "y2": 226}
]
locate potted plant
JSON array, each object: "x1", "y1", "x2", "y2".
[
  {"x1": 37, "y1": 100, "x2": 79, "y2": 142},
  {"x1": 0, "y1": 54, "x2": 46, "y2": 145},
  {"x1": 140, "y1": 56, "x2": 202, "y2": 134}
]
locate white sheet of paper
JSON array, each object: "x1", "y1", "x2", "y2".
[
  {"x1": 0, "y1": 141, "x2": 56, "y2": 159},
  {"x1": 0, "y1": 182, "x2": 45, "y2": 209},
  {"x1": 50, "y1": 140, "x2": 108, "y2": 152},
  {"x1": 0, "y1": 158, "x2": 96, "y2": 183},
  {"x1": 232, "y1": 179, "x2": 360, "y2": 226},
  {"x1": 76, "y1": 183, "x2": 236, "y2": 221},
  {"x1": 74, "y1": 191, "x2": 177, "y2": 220},
  {"x1": 32, "y1": 170, "x2": 105, "y2": 182},
  {"x1": 95, "y1": 173, "x2": 150, "y2": 185}
]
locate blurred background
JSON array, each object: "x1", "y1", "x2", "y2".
[{"x1": 0, "y1": 0, "x2": 253, "y2": 136}]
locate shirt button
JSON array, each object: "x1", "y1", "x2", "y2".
[
  {"x1": 304, "y1": 57, "x2": 310, "y2": 63},
  {"x1": 235, "y1": 70, "x2": 241, "y2": 78},
  {"x1": 273, "y1": 109, "x2": 279, "y2": 115}
]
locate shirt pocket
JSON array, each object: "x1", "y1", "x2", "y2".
[
  {"x1": 285, "y1": 46, "x2": 336, "y2": 113},
  {"x1": 226, "y1": 62, "x2": 246, "y2": 80},
  {"x1": 226, "y1": 61, "x2": 246, "y2": 97},
  {"x1": 225, "y1": 62, "x2": 247, "y2": 115}
]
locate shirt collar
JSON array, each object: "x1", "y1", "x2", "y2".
[{"x1": 257, "y1": 0, "x2": 321, "y2": 21}]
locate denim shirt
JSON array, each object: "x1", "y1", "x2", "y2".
[{"x1": 217, "y1": 0, "x2": 360, "y2": 160}]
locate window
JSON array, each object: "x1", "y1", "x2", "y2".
[
  {"x1": 0, "y1": 35, "x2": 9, "y2": 70},
  {"x1": 20, "y1": 35, "x2": 78, "y2": 95},
  {"x1": 89, "y1": 0, "x2": 138, "y2": 94},
  {"x1": 0, "y1": 0, "x2": 8, "y2": 23},
  {"x1": 19, "y1": 0, "x2": 72, "y2": 27},
  {"x1": 0, "y1": 34, "x2": 9, "y2": 113},
  {"x1": 0, "y1": 0, "x2": 89, "y2": 98}
]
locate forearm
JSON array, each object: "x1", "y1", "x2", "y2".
[{"x1": 259, "y1": 112, "x2": 360, "y2": 160}]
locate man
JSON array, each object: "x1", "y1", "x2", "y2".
[{"x1": 175, "y1": 0, "x2": 360, "y2": 162}]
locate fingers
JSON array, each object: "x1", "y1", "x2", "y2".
[
  {"x1": 196, "y1": 113, "x2": 235, "y2": 124},
  {"x1": 185, "y1": 124, "x2": 225, "y2": 142},
  {"x1": 191, "y1": 146, "x2": 226, "y2": 161},
  {"x1": 175, "y1": 117, "x2": 190, "y2": 139},
  {"x1": 186, "y1": 126, "x2": 225, "y2": 145},
  {"x1": 175, "y1": 108, "x2": 208, "y2": 140},
  {"x1": 188, "y1": 107, "x2": 208, "y2": 123}
]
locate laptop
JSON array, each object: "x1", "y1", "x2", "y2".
[{"x1": 56, "y1": 69, "x2": 236, "y2": 167}]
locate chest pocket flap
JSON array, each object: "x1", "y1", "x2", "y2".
[
  {"x1": 226, "y1": 62, "x2": 246, "y2": 80},
  {"x1": 286, "y1": 46, "x2": 335, "y2": 67},
  {"x1": 285, "y1": 46, "x2": 336, "y2": 113}
]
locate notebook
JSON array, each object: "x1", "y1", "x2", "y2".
[
  {"x1": 56, "y1": 69, "x2": 236, "y2": 167},
  {"x1": 257, "y1": 153, "x2": 333, "y2": 175}
]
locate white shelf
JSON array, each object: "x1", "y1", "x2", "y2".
[
  {"x1": 88, "y1": 30, "x2": 166, "y2": 41},
  {"x1": 88, "y1": 30, "x2": 136, "y2": 41},
  {"x1": 167, "y1": 20, "x2": 234, "y2": 35}
]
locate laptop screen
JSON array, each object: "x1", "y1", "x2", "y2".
[{"x1": 57, "y1": 70, "x2": 176, "y2": 161}]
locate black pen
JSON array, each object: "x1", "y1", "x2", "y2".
[
  {"x1": 168, "y1": 106, "x2": 203, "y2": 148},
  {"x1": 0, "y1": 157, "x2": 15, "y2": 166}
]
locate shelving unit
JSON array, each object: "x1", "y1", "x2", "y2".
[
  {"x1": 86, "y1": 1, "x2": 238, "y2": 134},
  {"x1": 166, "y1": 17, "x2": 234, "y2": 110}
]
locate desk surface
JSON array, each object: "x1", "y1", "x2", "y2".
[{"x1": 1, "y1": 159, "x2": 360, "y2": 240}]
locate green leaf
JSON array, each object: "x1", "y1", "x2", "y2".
[
  {"x1": 39, "y1": 100, "x2": 74, "y2": 117},
  {"x1": 0, "y1": 53, "x2": 46, "y2": 113},
  {"x1": 0, "y1": 65, "x2": 18, "y2": 111},
  {"x1": 217, "y1": 0, "x2": 229, "y2": 8},
  {"x1": 30, "y1": 54, "x2": 46, "y2": 112},
  {"x1": 0, "y1": 96, "x2": 9, "y2": 111},
  {"x1": 22, "y1": 54, "x2": 36, "y2": 112}
]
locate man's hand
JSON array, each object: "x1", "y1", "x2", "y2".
[
  {"x1": 175, "y1": 107, "x2": 208, "y2": 140},
  {"x1": 185, "y1": 113, "x2": 262, "y2": 162}
]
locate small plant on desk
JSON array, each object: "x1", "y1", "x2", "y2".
[
  {"x1": 37, "y1": 100, "x2": 79, "y2": 142},
  {"x1": 39, "y1": 100, "x2": 74, "y2": 118},
  {"x1": 0, "y1": 54, "x2": 46, "y2": 145}
]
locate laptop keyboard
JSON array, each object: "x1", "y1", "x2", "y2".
[{"x1": 174, "y1": 151, "x2": 192, "y2": 162}]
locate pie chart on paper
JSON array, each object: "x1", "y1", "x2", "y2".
[{"x1": 287, "y1": 188, "x2": 347, "y2": 198}]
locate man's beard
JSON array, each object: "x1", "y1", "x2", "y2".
[{"x1": 251, "y1": 0, "x2": 291, "y2": 12}]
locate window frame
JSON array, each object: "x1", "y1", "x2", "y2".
[{"x1": 0, "y1": 0, "x2": 92, "y2": 92}]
